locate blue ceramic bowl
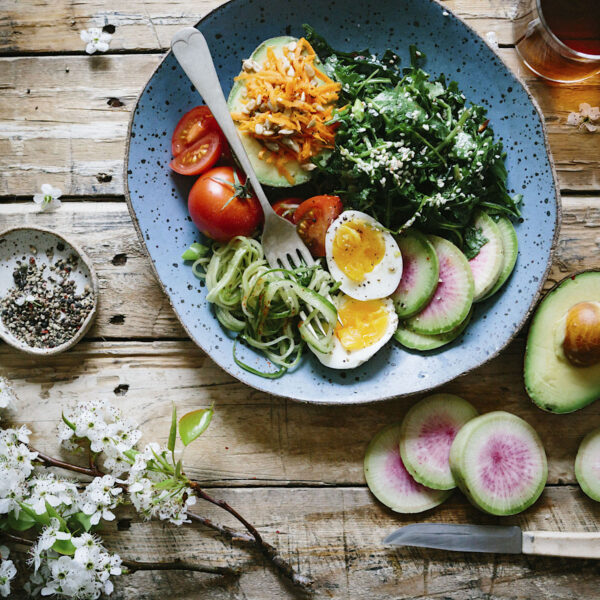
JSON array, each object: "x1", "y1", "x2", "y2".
[{"x1": 125, "y1": 0, "x2": 559, "y2": 404}]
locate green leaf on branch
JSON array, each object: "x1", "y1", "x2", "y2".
[
  {"x1": 18, "y1": 502, "x2": 51, "y2": 527},
  {"x1": 179, "y1": 405, "x2": 214, "y2": 447},
  {"x1": 154, "y1": 478, "x2": 177, "y2": 490},
  {"x1": 175, "y1": 459, "x2": 182, "y2": 478},
  {"x1": 71, "y1": 512, "x2": 94, "y2": 533},
  {"x1": 45, "y1": 501, "x2": 68, "y2": 530},
  {"x1": 62, "y1": 412, "x2": 77, "y2": 431},
  {"x1": 168, "y1": 403, "x2": 177, "y2": 453},
  {"x1": 52, "y1": 538, "x2": 76, "y2": 556},
  {"x1": 7, "y1": 509, "x2": 37, "y2": 532}
]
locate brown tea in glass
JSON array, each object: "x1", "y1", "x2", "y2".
[{"x1": 513, "y1": 0, "x2": 600, "y2": 82}]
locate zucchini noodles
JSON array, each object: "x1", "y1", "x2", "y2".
[{"x1": 187, "y1": 236, "x2": 340, "y2": 378}]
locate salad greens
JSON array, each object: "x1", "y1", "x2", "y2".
[{"x1": 305, "y1": 25, "x2": 521, "y2": 250}]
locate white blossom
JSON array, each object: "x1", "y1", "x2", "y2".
[
  {"x1": 127, "y1": 443, "x2": 196, "y2": 526},
  {"x1": 0, "y1": 427, "x2": 38, "y2": 514},
  {"x1": 29, "y1": 534, "x2": 121, "y2": 599},
  {"x1": 0, "y1": 378, "x2": 17, "y2": 412},
  {"x1": 26, "y1": 473, "x2": 79, "y2": 516},
  {"x1": 78, "y1": 475, "x2": 122, "y2": 525},
  {"x1": 61, "y1": 398, "x2": 141, "y2": 476},
  {"x1": 33, "y1": 183, "x2": 62, "y2": 211},
  {"x1": 567, "y1": 102, "x2": 599, "y2": 132},
  {"x1": 29, "y1": 518, "x2": 72, "y2": 572},
  {"x1": 80, "y1": 28, "x2": 112, "y2": 54},
  {"x1": 0, "y1": 546, "x2": 16, "y2": 598}
]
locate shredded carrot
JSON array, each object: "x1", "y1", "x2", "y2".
[{"x1": 232, "y1": 37, "x2": 341, "y2": 184}]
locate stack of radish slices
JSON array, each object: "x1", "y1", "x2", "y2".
[
  {"x1": 393, "y1": 212, "x2": 518, "y2": 351},
  {"x1": 364, "y1": 395, "x2": 548, "y2": 515}
]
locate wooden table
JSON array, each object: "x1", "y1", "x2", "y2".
[{"x1": 1, "y1": 1, "x2": 600, "y2": 598}]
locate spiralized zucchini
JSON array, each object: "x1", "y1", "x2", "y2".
[{"x1": 188, "y1": 236, "x2": 340, "y2": 378}]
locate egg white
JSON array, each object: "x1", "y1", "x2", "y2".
[
  {"x1": 311, "y1": 295, "x2": 398, "y2": 369},
  {"x1": 325, "y1": 210, "x2": 403, "y2": 301}
]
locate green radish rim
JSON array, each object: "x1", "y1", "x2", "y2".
[
  {"x1": 399, "y1": 394, "x2": 478, "y2": 490},
  {"x1": 575, "y1": 427, "x2": 600, "y2": 502},
  {"x1": 449, "y1": 411, "x2": 547, "y2": 516},
  {"x1": 364, "y1": 422, "x2": 451, "y2": 513},
  {"x1": 468, "y1": 211, "x2": 504, "y2": 302},
  {"x1": 394, "y1": 309, "x2": 472, "y2": 351},
  {"x1": 480, "y1": 216, "x2": 518, "y2": 301},
  {"x1": 405, "y1": 235, "x2": 474, "y2": 335},
  {"x1": 392, "y1": 230, "x2": 439, "y2": 319}
]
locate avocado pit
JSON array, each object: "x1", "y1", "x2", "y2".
[{"x1": 562, "y1": 301, "x2": 600, "y2": 367}]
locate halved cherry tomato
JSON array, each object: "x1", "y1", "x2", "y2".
[
  {"x1": 188, "y1": 166, "x2": 263, "y2": 242},
  {"x1": 293, "y1": 195, "x2": 343, "y2": 257},
  {"x1": 272, "y1": 198, "x2": 303, "y2": 223},
  {"x1": 170, "y1": 131, "x2": 222, "y2": 176},
  {"x1": 172, "y1": 106, "x2": 218, "y2": 157}
]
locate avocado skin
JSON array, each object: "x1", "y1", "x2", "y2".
[{"x1": 524, "y1": 270, "x2": 600, "y2": 414}]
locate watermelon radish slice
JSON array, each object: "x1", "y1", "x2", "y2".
[
  {"x1": 481, "y1": 216, "x2": 518, "y2": 301},
  {"x1": 392, "y1": 230, "x2": 439, "y2": 319},
  {"x1": 468, "y1": 211, "x2": 504, "y2": 302},
  {"x1": 575, "y1": 427, "x2": 600, "y2": 502},
  {"x1": 400, "y1": 394, "x2": 478, "y2": 490},
  {"x1": 364, "y1": 423, "x2": 451, "y2": 513},
  {"x1": 449, "y1": 411, "x2": 547, "y2": 515},
  {"x1": 394, "y1": 309, "x2": 472, "y2": 351},
  {"x1": 405, "y1": 235, "x2": 474, "y2": 335}
]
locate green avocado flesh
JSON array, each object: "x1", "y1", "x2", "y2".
[
  {"x1": 525, "y1": 271, "x2": 600, "y2": 414},
  {"x1": 228, "y1": 36, "x2": 314, "y2": 188}
]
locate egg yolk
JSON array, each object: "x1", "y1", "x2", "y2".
[
  {"x1": 335, "y1": 297, "x2": 389, "y2": 351},
  {"x1": 332, "y1": 220, "x2": 386, "y2": 282}
]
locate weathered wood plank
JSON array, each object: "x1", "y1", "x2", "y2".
[
  {"x1": 1, "y1": 196, "x2": 599, "y2": 338},
  {"x1": 0, "y1": 52, "x2": 599, "y2": 196},
  {"x1": 0, "y1": 0, "x2": 518, "y2": 54},
  {"x1": 6, "y1": 486, "x2": 600, "y2": 599},
  {"x1": 1, "y1": 335, "x2": 599, "y2": 487}
]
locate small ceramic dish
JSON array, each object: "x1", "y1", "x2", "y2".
[{"x1": 0, "y1": 227, "x2": 99, "y2": 356}]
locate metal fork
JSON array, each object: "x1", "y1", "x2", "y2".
[{"x1": 171, "y1": 27, "x2": 315, "y2": 271}]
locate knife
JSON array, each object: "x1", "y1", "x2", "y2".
[{"x1": 384, "y1": 524, "x2": 600, "y2": 559}]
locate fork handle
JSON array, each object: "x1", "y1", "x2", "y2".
[{"x1": 171, "y1": 27, "x2": 274, "y2": 217}]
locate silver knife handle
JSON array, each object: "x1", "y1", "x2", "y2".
[
  {"x1": 523, "y1": 531, "x2": 600, "y2": 559},
  {"x1": 170, "y1": 27, "x2": 274, "y2": 217}
]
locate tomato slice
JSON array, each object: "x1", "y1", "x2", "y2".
[
  {"x1": 171, "y1": 106, "x2": 218, "y2": 157},
  {"x1": 272, "y1": 198, "x2": 303, "y2": 222},
  {"x1": 169, "y1": 131, "x2": 222, "y2": 176},
  {"x1": 293, "y1": 195, "x2": 344, "y2": 257}
]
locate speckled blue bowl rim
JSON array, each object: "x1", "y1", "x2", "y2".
[{"x1": 124, "y1": 0, "x2": 561, "y2": 405}]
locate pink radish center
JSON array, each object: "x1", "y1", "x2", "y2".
[
  {"x1": 476, "y1": 434, "x2": 534, "y2": 498},
  {"x1": 417, "y1": 253, "x2": 460, "y2": 319},
  {"x1": 384, "y1": 447, "x2": 428, "y2": 495},
  {"x1": 413, "y1": 414, "x2": 457, "y2": 470},
  {"x1": 469, "y1": 240, "x2": 493, "y2": 276},
  {"x1": 395, "y1": 251, "x2": 417, "y2": 295}
]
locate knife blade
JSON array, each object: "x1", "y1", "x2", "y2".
[
  {"x1": 384, "y1": 524, "x2": 600, "y2": 559},
  {"x1": 384, "y1": 524, "x2": 523, "y2": 554}
]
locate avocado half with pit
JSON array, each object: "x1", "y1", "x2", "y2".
[
  {"x1": 227, "y1": 36, "x2": 326, "y2": 188},
  {"x1": 525, "y1": 270, "x2": 600, "y2": 413}
]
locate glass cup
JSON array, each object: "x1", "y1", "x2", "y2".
[{"x1": 513, "y1": 0, "x2": 600, "y2": 83}]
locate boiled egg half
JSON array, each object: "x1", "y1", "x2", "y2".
[
  {"x1": 312, "y1": 294, "x2": 398, "y2": 369},
  {"x1": 325, "y1": 211, "x2": 403, "y2": 301}
]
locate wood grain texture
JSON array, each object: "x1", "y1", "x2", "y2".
[
  {"x1": 7, "y1": 486, "x2": 600, "y2": 599},
  {"x1": 1, "y1": 197, "x2": 599, "y2": 339},
  {"x1": 2, "y1": 336, "x2": 599, "y2": 487},
  {"x1": 0, "y1": 52, "x2": 599, "y2": 196},
  {"x1": 0, "y1": 0, "x2": 518, "y2": 54}
]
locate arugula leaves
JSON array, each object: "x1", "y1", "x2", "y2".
[{"x1": 305, "y1": 25, "x2": 521, "y2": 250}]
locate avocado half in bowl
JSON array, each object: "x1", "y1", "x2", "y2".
[
  {"x1": 525, "y1": 270, "x2": 600, "y2": 414},
  {"x1": 227, "y1": 35, "x2": 331, "y2": 188}
]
